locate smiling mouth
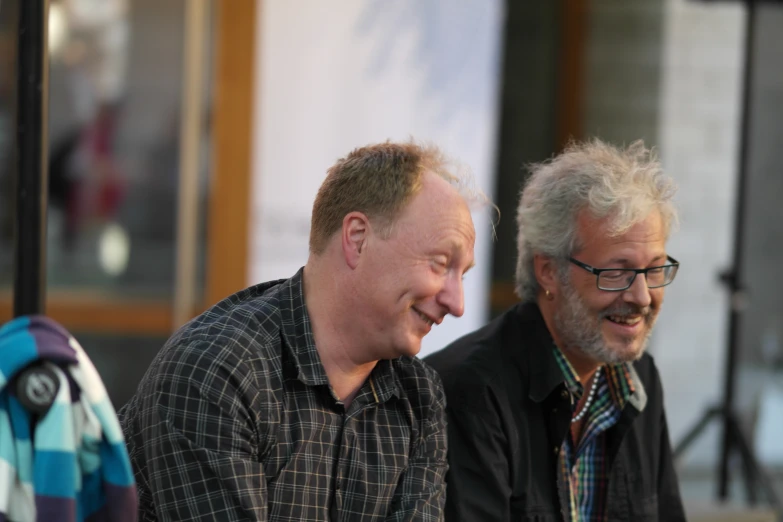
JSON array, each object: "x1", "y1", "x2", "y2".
[
  {"x1": 413, "y1": 308, "x2": 435, "y2": 326},
  {"x1": 606, "y1": 315, "x2": 642, "y2": 326}
]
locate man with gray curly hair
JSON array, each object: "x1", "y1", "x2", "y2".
[{"x1": 426, "y1": 139, "x2": 686, "y2": 521}]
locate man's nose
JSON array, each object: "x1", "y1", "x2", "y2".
[
  {"x1": 623, "y1": 273, "x2": 652, "y2": 308},
  {"x1": 437, "y1": 274, "x2": 465, "y2": 318}
]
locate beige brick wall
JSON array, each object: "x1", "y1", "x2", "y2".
[{"x1": 655, "y1": 0, "x2": 744, "y2": 469}]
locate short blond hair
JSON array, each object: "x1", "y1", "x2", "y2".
[{"x1": 310, "y1": 141, "x2": 485, "y2": 254}]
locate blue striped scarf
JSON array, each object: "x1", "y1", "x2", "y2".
[{"x1": 0, "y1": 316, "x2": 137, "y2": 522}]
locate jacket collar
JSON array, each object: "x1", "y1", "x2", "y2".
[{"x1": 510, "y1": 302, "x2": 565, "y2": 403}]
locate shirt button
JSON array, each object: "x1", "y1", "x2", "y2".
[
  {"x1": 561, "y1": 390, "x2": 569, "y2": 399},
  {"x1": 553, "y1": 446, "x2": 559, "y2": 455}
]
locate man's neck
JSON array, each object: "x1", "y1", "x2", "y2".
[
  {"x1": 303, "y1": 262, "x2": 377, "y2": 408},
  {"x1": 558, "y1": 345, "x2": 601, "y2": 386}
]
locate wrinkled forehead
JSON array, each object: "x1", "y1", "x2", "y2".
[{"x1": 578, "y1": 205, "x2": 671, "y2": 236}]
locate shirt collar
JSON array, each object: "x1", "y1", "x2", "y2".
[
  {"x1": 625, "y1": 362, "x2": 647, "y2": 412},
  {"x1": 605, "y1": 362, "x2": 635, "y2": 409},
  {"x1": 551, "y1": 346, "x2": 583, "y2": 396},
  {"x1": 278, "y1": 267, "x2": 330, "y2": 387},
  {"x1": 369, "y1": 359, "x2": 401, "y2": 403}
]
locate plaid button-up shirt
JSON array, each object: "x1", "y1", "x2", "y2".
[
  {"x1": 120, "y1": 268, "x2": 448, "y2": 521},
  {"x1": 552, "y1": 348, "x2": 635, "y2": 522}
]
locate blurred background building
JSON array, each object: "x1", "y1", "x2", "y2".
[{"x1": 0, "y1": 0, "x2": 781, "y2": 518}]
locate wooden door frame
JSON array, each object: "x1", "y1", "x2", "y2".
[{"x1": 205, "y1": 0, "x2": 256, "y2": 308}]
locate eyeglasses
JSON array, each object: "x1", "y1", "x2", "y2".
[{"x1": 568, "y1": 256, "x2": 680, "y2": 291}]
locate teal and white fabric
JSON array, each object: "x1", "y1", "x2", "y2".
[{"x1": 0, "y1": 316, "x2": 137, "y2": 522}]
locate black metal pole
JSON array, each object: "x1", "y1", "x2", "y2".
[
  {"x1": 13, "y1": 0, "x2": 48, "y2": 317},
  {"x1": 717, "y1": 0, "x2": 756, "y2": 501}
]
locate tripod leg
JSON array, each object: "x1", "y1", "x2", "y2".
[
  {"x1": 728, "y1": 415, "x2": 783, "y2": 512},
  {"x1": 673, "y1": 407, "x2": 721, "y2": 461},
  {"x1": 718, "y1": 408, "x2": 733, "y2": 500},
  {"x1": 732, "y1": 418, "x2": 758, "y2": 504}
]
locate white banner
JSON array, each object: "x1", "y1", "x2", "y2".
[{"x1": 250, "y1": 0, "x2": 504, "y2": 357}]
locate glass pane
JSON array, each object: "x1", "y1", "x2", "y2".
[
  {"x1": 0, "y1": 0, "x2": 212, "y2": 300},
  {"x1": 73, "y1": 331, "x2": 166, "y2": 410},
  {"x1": 0, "y1": 0, "x2": 18, "y2": 283}
]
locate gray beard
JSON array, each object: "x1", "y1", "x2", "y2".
[{"x1": 553, "y1": 280, "x2": 657, "y2": 365}]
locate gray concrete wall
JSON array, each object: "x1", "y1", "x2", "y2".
[{"x1": 583, "y1": 0, "x2": 665, "y2": 146}]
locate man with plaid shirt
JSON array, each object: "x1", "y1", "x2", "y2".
[
  {"x1": 120, "y1": 141, "x2": 482, "y2": 521},
  {"x1": 427, "y1": 139, "x2": 686, "y2": 521}
]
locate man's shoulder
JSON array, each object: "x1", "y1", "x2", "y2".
[
  {"x1": 393, "y1": 356, "x2": 444, "y2": 397},
  {"x1": 171, "y1": 275, "x2": 299, "y2": 353},
  {"x1": 189, "y1": 278, "x2": 290, "y2": 335},
  {"x1": 632, "y1": 351, "x2": 666, "y2": 398},
  {"x1": 148, "y1": 276, "x2": 298, "y2": 382},
  {"x1": 389, "y1": 357, "x2": 448, "y2": 423},
  {"x1": 633, "y1": 351, "x2": 656, "y2": 372},
  {"x1": 424, "y1": 305, "x2": 526, "y2": 385},
  {"x1": 422, "y1": 307, "x2": 538, "y2": 418}
]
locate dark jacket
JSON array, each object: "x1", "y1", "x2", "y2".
[{"x1": 424, "y1": 302, "x2": 686, "y2": 522}]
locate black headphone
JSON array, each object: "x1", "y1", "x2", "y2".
[{"x1": 14, "y1": 363, "x2": 60, "y2": 416}]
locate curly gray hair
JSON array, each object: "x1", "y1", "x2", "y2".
[{"x1": 515, "y1": 139, "x2": 678, "y2": 302}]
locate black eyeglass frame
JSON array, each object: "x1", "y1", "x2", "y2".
[{"x1": 568, "y1": 255, "x2": 680, "y2": 291}]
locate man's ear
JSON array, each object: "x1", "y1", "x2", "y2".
[
  {"x1": 533, "y1": 253, "x2": 559, "y2": 297},
  {"x1": 342, "y1": 212, "x2": 370, "y2": 269}
]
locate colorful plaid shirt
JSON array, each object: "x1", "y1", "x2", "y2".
[{"x1": 552, "y1": 348, "x2": 635, "y2": 522}]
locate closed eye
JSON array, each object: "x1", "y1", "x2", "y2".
[
  {"x1": 601, "y1": 270, "x2": 627, "y2": 281},
  {"x1": 431, "y1": 257, "x2": 449, "y2": 274}
]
